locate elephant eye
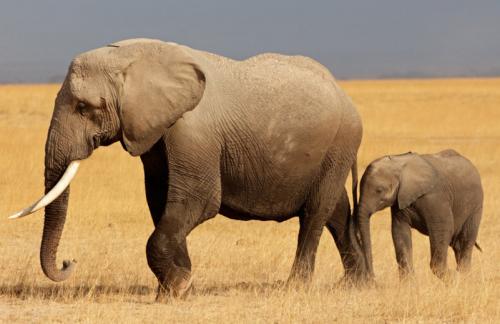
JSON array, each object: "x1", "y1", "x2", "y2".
[
  {"x1": 375, "y1": 187, "x2": 383, "y2": 194},
  {"x1": 76, "y1": 101, "x2": 92, "y2": 116}
]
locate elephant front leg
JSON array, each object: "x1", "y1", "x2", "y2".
[
  {"x1": 147, "y1": 177, "x2": 221, "y2": 301},
  {"x1": 147, "y1": 222, "x2": 193, "y2": 300},
  {"x1": 391, "y1": 213, "x2": 414, "y2": 280},
  {"x1": 141, "y1": 141, "x2": 169, "y2": 227}
]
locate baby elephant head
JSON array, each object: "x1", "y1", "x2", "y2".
[{"x1": 356, "y1": 152, "x2": 437, "y2": 276}]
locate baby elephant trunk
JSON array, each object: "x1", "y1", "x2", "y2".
[{"x1": 357, "y1": 204, "x2": 374, "y2": 278}]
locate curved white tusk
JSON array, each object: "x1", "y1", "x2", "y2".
[{"x1": 8, "y1": 160, "x2": 81, "y2": 219}]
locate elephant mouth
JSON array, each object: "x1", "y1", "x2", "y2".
[
  {"x1": 92, "y1": 134, "x2": 102, "y2": 149},
  {"x1": 95, "y1": 131, "x2": 122, "y2": 148},
  {"x1": 120, "y1": 139, "x2": 127, "y2": 149}
]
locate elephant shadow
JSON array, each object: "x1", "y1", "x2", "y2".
[
  {"x1": 0, "y1": 283, "x2": 153, "y2": 300},
  {"x1": 191, "y1": 280, "x2": 286, "y2": 296},
  {"x1": 0, "y1": 281, "x2": 286, "y2": 301},
  {"x1": 190, "y1": 278, "x2": 360, "y2": 296},
  {"x1": 0, "y1": 279, "x2": 361, "y2": 301}
]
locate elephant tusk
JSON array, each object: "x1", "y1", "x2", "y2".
[{"x1": 8, "y1": 160, "x2": 81, "y2": 219}]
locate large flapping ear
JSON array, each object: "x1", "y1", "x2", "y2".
[
  {"x1": 118, "y1": 42, "x2": 206, "y2": 156},
  {"x1": 397, "y1": 154, "x2": 438, "y2": 209}
]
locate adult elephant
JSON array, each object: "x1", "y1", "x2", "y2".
[{"x1": 11, "y1": 38, "x2": 365, "y2": 299}]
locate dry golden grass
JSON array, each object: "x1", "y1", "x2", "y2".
[{"x1": 0, "y1": 79, "x2": 499, "y2": 322}]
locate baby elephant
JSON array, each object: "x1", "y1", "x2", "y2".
[{"x1": 357, "y1": 150, "x2": 483, "y2": 280}]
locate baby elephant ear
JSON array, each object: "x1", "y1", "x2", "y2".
[
  {"x1": 120, "y1": 43, "x2": 206, "y2": 156},
  {"x1": 398, "y1": 154, "x2": 437, "y2": 209}
]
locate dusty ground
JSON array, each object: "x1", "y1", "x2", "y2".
[{"x1": 0, "y1": 79, "x2": 498, "y2": 322}]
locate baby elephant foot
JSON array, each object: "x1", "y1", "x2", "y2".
[
  {"x1": 398, "y1": 268, "x2": 415, "y2": 282},
  {"x1": 431, "y1": 266, "x2": 456, "y2": 285},
  {"x1": 431, "y1": 265, "x2": 448, "y2": 279},
  {"x1": 156, "y1": 268, "x2": 193, "y2": 302},
  {"x1": 442, "y1": 270, "x2": 458, "y2": 286}
]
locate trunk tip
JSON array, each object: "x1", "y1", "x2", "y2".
[
  {"x1": 42, "y1": 259, "x2": 77, "y2": 282},
  {"x1": 63, "y1": 259, "x2": 77, "y2": 268}
]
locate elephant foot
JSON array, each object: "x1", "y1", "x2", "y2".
[
  {"x1": 285, "y1": 273, "x2": 312, "y2": 292},
  {"x1": 440, "y1": 270, "x2": 458, "y2": 287},
  {"x1": 156, "y1": 268, "x2": 193, "y2": 302},
  {"x1": 342, "y1": 267, "x2": 373, "y2": 285},
  {"x1": 336, "y1": 271, "x2": 376, "y2": 289},
  {"x1": 337, "y1": 274, "x2": 365, "y2": 288}
]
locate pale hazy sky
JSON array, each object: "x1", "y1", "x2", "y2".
[{"x1": 1, "y1": 0, "x2": 499, "y2": 82}]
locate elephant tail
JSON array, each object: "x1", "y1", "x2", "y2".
[
  {"x1": 351, "y1": 159, "x2": 358, "y2": 217},
  {"x1": 475, "y1": 241, "x2": 483, "y2": 252}
]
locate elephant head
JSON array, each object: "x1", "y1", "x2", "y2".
[
  {"x1": 356, "y1": 153, "x2": 437, "y2": 276},
  {"x1": 10, "y1": 39, "x2": 206, "y2": 282}
]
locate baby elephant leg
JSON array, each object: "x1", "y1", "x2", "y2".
[
  {"x1": 428, "y1": 222, "x2": 455, "y2": 280},
  {"x1": 452, "y1": 207, "x2": 482, "y2": 273},
  {"x1": 391, "y1": 215, "x2": 414, "y2": 279},
  {"x1": 417, "y1": 200, "x2": 454, "y2": 280}
]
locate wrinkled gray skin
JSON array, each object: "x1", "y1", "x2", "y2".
[
  {"x1": 41, "y1": 38, "x2": 366, "y2": 299},
  {"x1": 357, "y1": 150, "x2": 483, "y2": 280}
]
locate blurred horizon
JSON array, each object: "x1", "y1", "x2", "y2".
[{"x1": 1, "y1": 0, "x2": 500, "y2": 83}]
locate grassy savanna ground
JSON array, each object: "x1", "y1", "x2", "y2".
[{"x1": 0, "y1": 79, "x2": 499, "y2": 322}]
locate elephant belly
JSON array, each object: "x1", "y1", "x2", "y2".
[
  {"x1": 220, "y1": 133, "x2": 335, "y2": 220},
  {"x1": 220, "y1": 174, "x2": 312, "y2": 220}
]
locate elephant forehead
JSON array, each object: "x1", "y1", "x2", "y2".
[
  {"x1": 68, "y1": 71, "x2": 106, "y2": 106},
  {"x1": 71, "y1": 47, "x2": 118, "y2": 75},
  {"x1": 366, "y1": 161, "x2": 396, "y2": 179}
]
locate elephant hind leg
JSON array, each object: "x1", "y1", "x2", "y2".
[
  {"x1": 418, "y1": 200, "x2": 454, "y2": 280},
  {"x1": 452, "y1": 207, "x2": 482, "y2": 273},
  {"x1": 289, "y1": 207, "x2": 329, "y2": 283},
  {"x1": 326, "y1": 189, "x2": 365, "y2": 281},
  {"x1": 452, "y1": 240, "x2": 473, "y2": 273},
  {"x1": 289, "y1": 151, "x2": 353, "y2": 284},
  {"x1": 429, "y1": 238, "x2": 452, "y2": 280}
]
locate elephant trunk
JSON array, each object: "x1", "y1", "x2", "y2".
[
  {"x1": 40, "y1": 128, "x2": 76, "y2": 282},
  {"x1": 40, "y1": 185, "x2": 75, "y2": 281},
  {"x1": 357, "y1": 204, "x2": 374, "y2": 278}
]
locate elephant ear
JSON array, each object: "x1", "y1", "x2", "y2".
[
  {"x1": 397, "y1": 154, "x2": 438, "y2": 209},
  {"x1": 120, "y1": 43, "x2": 206, "y2": 156}
]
